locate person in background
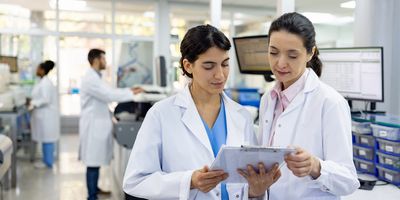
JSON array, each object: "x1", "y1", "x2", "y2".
[
  {"x1": 79, "y1": 48, "x2": 144, "y2": 200},
  {"x1": 123, "y1": 24, "x2": 281, "y2": 200},
  {"x1": 30, "y1": 60, "x2": 60, "y2": 169},
  {"x1": 258, "y1": 12, "x2": 360, "y2": 199}
]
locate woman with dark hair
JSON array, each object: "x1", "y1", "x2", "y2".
[
  {"x1": 30, "y1": 60, "x2": 60, "y2": 169},
  {"x1": 258, "y1": 12, "x2": 359, "y2": 199},
  {"x1": 123, "y1": 24, "x2": 280, "y2": 199}
]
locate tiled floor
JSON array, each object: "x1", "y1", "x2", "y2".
[{"x1": 3, "y1": 133, "x2": 123, "y2": 200}]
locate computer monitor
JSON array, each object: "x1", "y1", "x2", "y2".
[
  {"x1": 0, "y1": 56, "x2": 18, "y2": 73},
  {"x1": 155, "y1": 56, "x2": 167, "y2": 87},
  {"x1": 233, "y1": 35, "x2": 274, "y2": 81},
  {"x1": 319, "y1": 47, "x2": 384, "y2": 102}
]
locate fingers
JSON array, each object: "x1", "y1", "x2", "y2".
[
  {"x1": 285, "y1": 150, "x2": 309, "y2": 162},
  {"x1": 200, "y1": 170, "x2": 226, "y2": 179},
  {"x1": 192, "y1": 166, "x2": 228, "y2": 192},
  {"x1": 197, "y1": 172, "x2": 228, "y2": 192},
  {"x1": 272, "y1": 169, "x2": 281, "y2": 183},
  {"x1": 237, "y1": 169, "x2": 249, "y2": 180},
  {"x1": 201, "y1": 165, "x2": 210, "y2": 173},
  {"x1": 287, "y1": 165, "x2": 311, "y2": 177},
  {"x1": 286, "y1": 159, "x2": 311, "y2": 168},
  {"x1": 258, "y1": 162, "x2": 266, "y2": 176},
  {"x1": 247, "y1": 164, "x2": 257, "y2": 177}
]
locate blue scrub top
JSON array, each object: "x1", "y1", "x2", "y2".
[{"x1": 200, "y1": 98, "x2": 229, "y2": 200}]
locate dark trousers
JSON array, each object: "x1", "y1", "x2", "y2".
[
  {"x1": 86, "y1": 167, "x2": 100, "y2": 200},
  {"x1": 125, "y1": 192, "x2": 147, "y2": 200}
]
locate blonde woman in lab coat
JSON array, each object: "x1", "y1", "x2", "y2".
[
  {"x1": 30, "y1": 60, "x2": 60, "y2": 168},
  {"x1": 123, "y1": 25, "x2": 281, "y2": 200},
  {"x1": 258, "y1": 12, "x2": 360, "y2": 200}
]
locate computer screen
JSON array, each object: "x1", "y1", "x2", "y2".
[
  {"x1": 0, "y1": 56, "x2": 18, "y2": 72},
  {"x1": 319, "y1": 47, "x2": 383, "y2": 102},
  {"x1": 155, "y1": 56, "x2": 167, "y2": 87},
  {"x1": 233, "y1": 35, "x2": 270, "y2": 74}
]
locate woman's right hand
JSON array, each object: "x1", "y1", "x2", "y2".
[{"x1": 191, "y1": 166, "x2": 229, "y2": 193}]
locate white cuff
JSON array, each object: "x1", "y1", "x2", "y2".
[{"x1": 179, "y1": 170, "x2": 195, "y2": 200}]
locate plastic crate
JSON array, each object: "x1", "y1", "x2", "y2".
[
  {"x1": 376, "y1": 165, "x2": 400, "y2": 186},
  {"x1": 353, "y1": 157, "x2": 375, "y2": 175},
  {"x1": 376, "y1": 138, "x2": 400, "y2": 154},
  {"x1": 371, "y1": 124, "x2": 400, "y2": 140},
  {"x1": 376, "y1": 151, "x2": 400, "y2": 170},
  {"x1": 352, "y1": 121, "x2": 372, "y2": 134},
  {"x1": 353, "y1": 145, "x2": 374, "y2": 161},
  {"x1": 353, "y1": 132, "x2": 375, "y2": 148}
]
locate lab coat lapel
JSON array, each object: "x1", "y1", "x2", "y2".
[
  {"x1": 280, "y1": 92, "x2": 306, "y2": 117},
  {"x1": 280, "y1": 69, "x2": 319, "y2": 118},
  {"x1": 223, "y1": 93, "x2": 245, "y2": 146},
  {"x1": 261, "y1": 94, "x2": 277, "y2": 145},
  {"x1": 174, "y1": 86, "x2": 214, "y2": 158}
]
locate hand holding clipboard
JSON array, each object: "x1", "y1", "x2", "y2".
[{"x1": 210, "y1": 145, "x2": 296, "y2": 183}]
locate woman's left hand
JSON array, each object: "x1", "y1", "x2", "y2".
[
  {"x1": 285, "y1": 147, "x2": 321, "y2": 179},
  {"x1": 237, "y1": 163, "x2": 281, "y2": 198}
]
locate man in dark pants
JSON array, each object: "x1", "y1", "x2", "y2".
[{"x1": 79, "y1": 49, "x2": 143, "y2": 200}]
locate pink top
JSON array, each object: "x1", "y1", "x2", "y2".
[{"x1": 268, "y1": 69, "x2": 310, "y2": 146}]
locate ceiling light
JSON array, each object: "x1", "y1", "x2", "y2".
[
  {"x1": 340, "y1": 1, "x2": 356, "y2": 9},
  {"x1": 49, "y1": 0, "x2": 87, "y2": 11},
  {"x1": 0, "y1": 3, "x2": 30, "y2": 17},
  {"x1": 301, "y1": 12, "x2": 354, "y2": 25},
  {"x1": 143, "y1": 11, "x2": 155, "y2": 18}
]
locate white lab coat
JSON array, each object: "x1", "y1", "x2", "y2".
[
  {"x1": 258, "y1": 69, "x2": 360, "y2": 200},
  {"x1": 31, "y1": 76, "x2": 60, "y2": 143},
  {"x1": 123, "y1": 85, "x2": 259, "y2": 200},
  {"x1": 79, "y1": 68, "x2": 134, "y2": 166}
]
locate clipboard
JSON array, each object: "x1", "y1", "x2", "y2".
[{"x1": 210, "y1": 145, "x2": 296, "y2": 183}]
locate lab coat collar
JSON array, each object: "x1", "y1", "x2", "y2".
[
  {"x1": 280, "y1": 68, "x2": 320, "y2": 117},
  {"x1": 174, "y1": 85, "x2": 246, "y2": 157},
  {"x1": 303, "y1": 68, "x2": 320, "y2": 93},
  {"x1": 88, "y1": 67, "x2": 102, "y2": 78}
]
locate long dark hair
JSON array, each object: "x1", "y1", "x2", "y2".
[
  {"x1": 179, "y1": 24, "x2": 231, "y2": 78},
  {"x1": 268, "y1": 12, "x2": 322, "y2": 77}
]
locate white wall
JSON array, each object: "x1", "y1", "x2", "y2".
[
  {"x1": 315, "y1": 23, "x2": 354, "y2": 48},
  {"x1": 353, "y1": 0, "x2": 400, "y2": 115}
]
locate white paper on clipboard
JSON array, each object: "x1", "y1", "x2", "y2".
[{"x1": 210, "y1": 145, "x2": 296, "y2": 183}]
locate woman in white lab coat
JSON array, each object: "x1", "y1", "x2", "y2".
[
  {"x1": 30, "y1": 60, "x2": 60, "y2": 168},
  {"x1": 123, "y1": 25, "x2": 281, "y2": 200},
  {"x1": 258, "y1": 12, "x2": 360, "y2": 200}
]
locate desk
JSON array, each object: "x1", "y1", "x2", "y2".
[
  {"x1": 0, "y1": 106, "x2": 29, "y2": 189},
  {"x1": 0, "y1": 125, "x2": 12, "y2": 189},
  {"x1": 343, "y1": 184, "x2": 400, "y2": 200},
  {"x1": 343, "y1": 174, "x2": 400, "y2": 200}
]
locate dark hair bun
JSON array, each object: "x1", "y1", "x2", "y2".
[
  {"x1": 40, "y1": 60, "x2": 55, "y2": 75},
  {"x1": 44, "y1": 60, "x2": 55, "y2": 70}
]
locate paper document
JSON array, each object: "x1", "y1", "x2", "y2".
[{"x1": 210, "y1": 145, "x2": 296, "y2": 183}]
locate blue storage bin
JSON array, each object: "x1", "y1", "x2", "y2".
[
  {"x1": 376, "y1": 165, "x2": 400, "y2": 186},
  {"x1": 353, "y1": 132, "x2": 375, "y2": 148},
  {"x1": 371, "y1": 124, "x2": 400, "y2": 141},
  {"x1": 353, "y1": 157, "x2": 376, "y2": 175},
  {"x1": 353, "y1": 145, "x2": 375, "y2": 161},
  {"x1": 352, "y1": 120, "x2": 372, "y2": 134},
  {"x1": 376, "y1": 138, "x2": 400, "y2": 155},
  {"x1": 376, "y1": 151, "x2": 400, "y2": 170}
]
